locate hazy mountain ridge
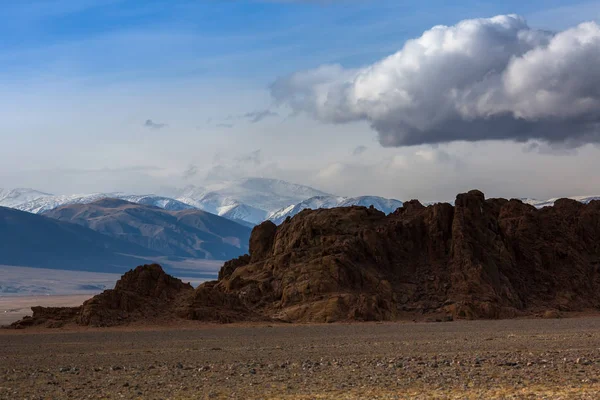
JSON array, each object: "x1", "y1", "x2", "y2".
[
  {"x1": 2, "y1": 182, "x2": 599, "y2": 226},
  {"x1": 0, "y1": 179, "x2": 330, "y2": 225},
  {"x1": 43, "y1": 198, "x2": 252, "y2": 261},
  {"x1": 173, "y1": 178, "x2": 331, "y2": 224},
  {"x1": 0, "y1": 180, "x2": 408, "y2": 226},
  {"x1": 0, "y1": 205, "x2": 159, "y2": 273}
]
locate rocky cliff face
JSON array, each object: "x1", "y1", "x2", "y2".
[
  {"x1": 206, "y1": 190, "x2": 600, "y2": 322},
  {"x1": 10, "y1": 191, "x2": 600, "y2": 327}
]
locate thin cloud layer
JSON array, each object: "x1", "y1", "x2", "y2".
[{"x1": 271, "y1": 15, "x2": 600, "y2": 147}]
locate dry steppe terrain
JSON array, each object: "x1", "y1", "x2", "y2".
[{"x1": 2, "y1": 317, "x2": 600, "y2": 399}]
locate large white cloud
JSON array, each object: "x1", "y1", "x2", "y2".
[{"x1": 271, "y1": 15, "x2": 600, "y2": 146}]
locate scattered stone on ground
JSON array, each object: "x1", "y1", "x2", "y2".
[{"x1": 2, "y1": 318, "x2": 600, "y2": 399}]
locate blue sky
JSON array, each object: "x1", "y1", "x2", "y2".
[
  {"x1": 3, "y1": 0, "x2": 596, "y2": 83},
  {"x1": 1, "y1": 0, "x2": 600, "y2": 200}
]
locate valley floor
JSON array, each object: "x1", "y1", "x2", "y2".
[{"x1": 2, "y1": 318, "x2": 600, "y2": 399}]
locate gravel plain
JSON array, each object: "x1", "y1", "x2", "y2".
[{"x1": 2, "y1": 317, "x2": 600, "y2": 399}]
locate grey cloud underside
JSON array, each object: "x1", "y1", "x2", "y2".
[
  {"x1": 271, "y1": 15, "x2": 600, "y2": 147},
  {"x1": 375, "y1": 116, "x2": 600, "y2": 147}
]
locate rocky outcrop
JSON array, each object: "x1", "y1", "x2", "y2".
[
  {"x1": 9, "y1": 191, "x2": 600, "y2": 327},
  {"x1": 203, "y1": 190, "x2": 600, "y2": 322},
  {"x1": 76, "y1": 264, "x2": 194, "y2": 326},
  {"x1": 11, "y1": 264, "x2": 194, "y2": 328},
  {"x1": 10, "y1": 307, "x2": 82, "y2": 329}
]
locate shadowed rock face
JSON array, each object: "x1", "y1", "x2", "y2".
[
  {"x1": 11, "y1": 265, "x2": 194, "y2": 328},
  {"x1": 9, "y1": 190, "x2": 600, "y2": 327},
  {"x1": 207, "y1": 190, "x2": 600, "y2": 322},
  {"x1": 76, "y1": 264, "x2": 195, "y2": 327}
]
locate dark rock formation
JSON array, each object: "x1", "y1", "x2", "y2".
[
  {"x1": 76, "y1": 264, "x2": 194, "y2": 326},
  {"x1": 249, "y1": 221, "x2": 277, "y2": 262},
  {"x1": 9, "y1": 190, "x2": 600, "y2": 327},
  {"x1": 11, "y1": 264, "x2": 194, "y2": 328},
  {"x1": 203, "y1": 190, "x2": 600, "y2": 322},
  {"x1": 11, "y1": 307, "x2": 82, "y2": 329},
  {"x1": 218, "y1": 254, "x2": 250, "y2": 281}
]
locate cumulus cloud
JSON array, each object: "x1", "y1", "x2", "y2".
[
  {"x1": 271, "y1": 15, "x2": 600, "y2": 147},
  {"x1": 144, "y1": 119, "x2": 167, "y2": 129}
]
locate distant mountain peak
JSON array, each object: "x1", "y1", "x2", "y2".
[
  {"x1": 172, "y1": 178, "x2": 331, "y2": 225},
  {"x1": 43, "y1": 200, "x2": 252, "y2": 261},
  {"x1": 0, "y1": 188, "x2": 52, "y2": 208},
  {"x1": 268, "y1": 195, "x2": 403, "y2": 225},
  {"x1": 85, "y1": 198, "x2": 134, "y2": 209}
]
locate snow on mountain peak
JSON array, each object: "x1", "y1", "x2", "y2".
[
  {"x1": 1, "y1": 192, "x2": 195, "y2": 215},
  {"x1": 5, "y1": 179, "x2": 598, "y2": 228},
  {"x1": 172, "y1": 177, "x2": 331, "y2": 224},
  {"x1": 268, "y1": 195, "x2": 403, "y2": 225},
  {"x1": 0, "y1": 188, "x2": 52, "y2": 208},
  {"x1": 522, "y1": 195, "x2": 600, "y2": 208}
]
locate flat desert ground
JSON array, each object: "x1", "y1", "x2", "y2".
[{"x1": 2, "y1": 318, "x2": 600, "y2": 399}]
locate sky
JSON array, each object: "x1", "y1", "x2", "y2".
[{"x1": 1, "y1": 0, "x2": 600, "y2": 202}]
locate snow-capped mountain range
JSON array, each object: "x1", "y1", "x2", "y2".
[
  {"x1": 522, "y1": 196, "x2": 600, "y2": 209},
  {"x1": 0, "y1": 188, "x2": 52, "y2": 208},
  {"x1": 267, "y1": 196, "x2": 404, "y2": 225},
  {"x1": 1, "y1": 191, "x2": 194, "y2": 215},
  {"x1": 0, "y1": 179, "x2": 336, "y2": 225},
  {"x1": 2, "y1": 180, "x2": 598, "y2": 226},
  {"x1": 171, "y1": 178, "x2": 331, "y2": 224}
]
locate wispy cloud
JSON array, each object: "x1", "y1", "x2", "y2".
[
  {"x1": 211, "y1": 109, "x2": 278, "y2": 127},
  {"x1": 242, "y1": 109, "x2": 279, "y2": 123},
  {"x1": 205, "y1": 149, "x2": 265, "y2": 181},
  {"x1": 352, "y1": 145, "x2": 367, "y2": 156},
  {"x1": 144, "y1": 119, "x2": 167, "y2": 130},
  {"x1": 236, "y1": 149, "x2": 263, "y2": 166},
  {"x1": 182, "y1": 164, "x2": 199, "y2": 179}
]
